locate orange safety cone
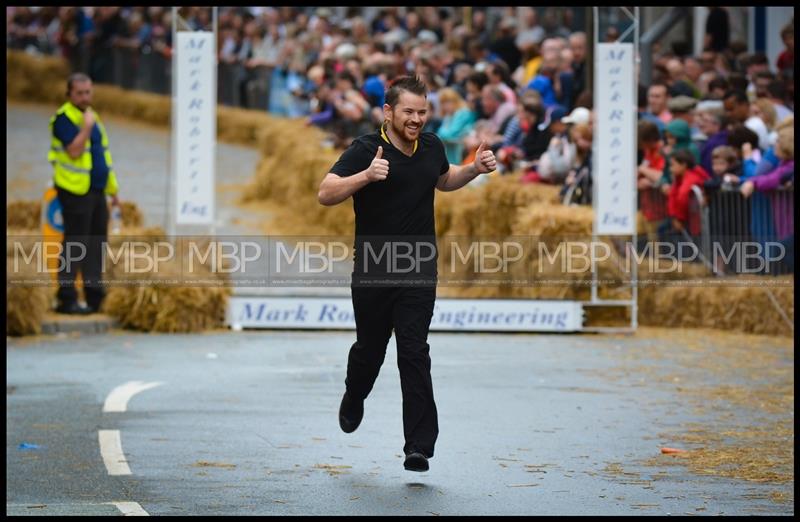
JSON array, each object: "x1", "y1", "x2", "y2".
[{"x1": 42, "y1": 186, "x2": 83, "y2": 300}]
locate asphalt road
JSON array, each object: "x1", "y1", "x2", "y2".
[{"x1": 6, "y1": 328, "x2": 793, "y2": 516}]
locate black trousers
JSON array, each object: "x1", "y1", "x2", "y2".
[
  {"x1": 56, "y1": 187, "x2": 108, "y2": 309},
  {"x1": 346, "y1": 284, "x2": 439, "y2": 458}
]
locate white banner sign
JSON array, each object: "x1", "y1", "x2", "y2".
[
  {"x1": 174, "y1": 32, "x2": 215, "y2": 225},
  {"x1": 228, "y1": 297, "x2": 584, "y2": 332},
  {"x1": 594, "y1": 43, "x2": 635, "y2": 235}
]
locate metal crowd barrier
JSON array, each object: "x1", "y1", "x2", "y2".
[
  {"x1": 243, "y1": 65, "x2": 271, "y2": 110},
  {"x1": 137, "y1": 46, "x2": 170, "y2": 94},
  {"x1": 636, "y1": 183, "x2": 794, "y2": 276},
  {"x1": 112, "y1": 46, "x2": 137, "y2": 90},
  {"x1": 637, "y1": 185, "x2": 668, "y2": 241},
  {"x1": 692, "y1": 184, "x2": 794, "y2": 275},
  {"x1": 218, "y1": 61, "x2": 240, "y2": 107},
  {"x1": 72, "y1": 45, "x2": 273, "y2": 109}
]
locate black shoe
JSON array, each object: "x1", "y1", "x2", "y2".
[
  {"x1": 404, "y1": 452, "x2": 429, "y2": 472},
  {"x1": 55, "y1": 302, "x2": 93, "y2": 315},
  {"x1": 338, "y1": 391, "x2": 364, "y2": 433}
]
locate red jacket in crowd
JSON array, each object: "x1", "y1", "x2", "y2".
[{"x1": 667, "y1": 165, "x2": 710, "y2": 223}]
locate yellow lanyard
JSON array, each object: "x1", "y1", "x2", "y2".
[{"x1": 381, "y1": 123, "x2": 418, "y2": 154}]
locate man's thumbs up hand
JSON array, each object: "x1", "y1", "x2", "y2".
[
  {"x1": 367, "y1": 145, "x2": 389, "y2": 182},
  {"x1": 473, "y1": 141, "x2": 497, "y2": 174}
]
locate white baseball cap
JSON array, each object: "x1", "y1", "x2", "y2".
[
  {"x1": 561, "y1": 107, "x2": 591, "y2": 125},
  {"x1": 335, "y1": 42, "x2": 357, "y2": 60},
  {"x1": 417, "y1": 30, "x2": 439, "y2": 44}
]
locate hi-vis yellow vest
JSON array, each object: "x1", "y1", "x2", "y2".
[{"x1": 48, "y1": 101, "x2": 118, "y2": 196}]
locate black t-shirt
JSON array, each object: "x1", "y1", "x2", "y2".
[
  {"x1": 329, "y1": 129, "x2": 450, "y2": 281},
  {"x1": 522, "y1": 126, "x2": 552, "y2": 162}
]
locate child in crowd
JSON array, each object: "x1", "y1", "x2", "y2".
[
  {"x1": 636, "y1": 120, "x2": 667, "y2": 240},
  {"x1": 719, "y1": 124, "x2": 761, "y2": 183},
  {"x1": 659, "y1": 119, "x2": 700, "y2": 194},
  {"x1": 703, "y1": 145, "x2": 744, "y2": 274},
  {"x1": 718, "y1": 125, "x2": 776, "y2": 246},
  {"x1": 665, "y1": 149, "x2": 710, "y2": 235},
  {"x1": 637, "y1": 120, "x2": 666, "y2": 188},
  {"x1": 704, "y1": 145, "x2": 740, "y2": 189}
]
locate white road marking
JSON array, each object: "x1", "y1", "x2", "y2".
[
  {"x1": 7, "y1": 502, "x2": 148, "y2": 515},
  {"x1": 103, "y1": 381, "x2": 163, "y2": 413},
  {"x1": 98, "y1": 430, "x2": 132, "y2": 476},
  {"x1": 106, "y1": 501, "x2": 150, "y2": 516}
]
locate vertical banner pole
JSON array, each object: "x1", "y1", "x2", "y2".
[
  {"x1": 631, "y1": 7, "x2": 639, "y2": 330},
  {"x1": 168, "y1": 7, "x2": 177, "y2": 238},
  {"x1": 210, "y1": 6, "x2": 218, "y2": 240},
  {"x1": 590, "y1": 7, "x2": 638, "y2": 332},
  {"x1": 591, "y1": 7, "x2": 599, "y2": 305},
  {"x1": 173, "y1": 12, "x2": 216, "y2": 231}
]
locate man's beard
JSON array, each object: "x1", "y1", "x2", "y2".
[{"x1": 390, "y1": 119, "x2": 419, "y2": 144}]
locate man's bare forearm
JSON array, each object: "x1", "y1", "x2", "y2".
[
  {"x1": 438, "y1": 163, "x2": 479, "y2": 192},
  {"x1": 318, "y1": 171, "x2": 372, "y2": 206}
]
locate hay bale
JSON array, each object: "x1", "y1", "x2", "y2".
[
  {"x1": 103, "y1": 231, "x2": 234, "y2": 284},
  {"x1": 7, "y1": 200, "x2": 41, "y2": 230},
  {"x1": 6, "y1": 51, "x2": 69, "y2": 105},
  {"x1": 437, "y1": 285, "x2": 514, "y2": 299},
  {"x1": 639, "y1": 277, "x2": 794, "y2": 337},
  {"x1": 217, "y1": 105, "x2": 272, "y2": 145},
  {"x1": 102, "y1": 228, "x2": 233, "y2": 332},
  {"x1": 435, "y1": 174, "x2": 562, "y2": 238},
  {"x1": 443, "y1": 277, "x2": 794, "y2": 337},
  {"x1": 6, "y1": 285, "x2": 51, "y2": 336},
  {"x1": 511, "y1": 202, "x2": 594, "y2": 237},
  {"x1": 6, "y1": 251, "x2": 52, "y2": 336},
  {"x1": 6, "y1": 231, "x2": 36, "y2": 254},
  {"x1": 436, "y1": 186, "x2": 484, "y2": 237},
  {"x1": 89, "y1": 85, "x2": 171, "y2": 127},
  {"x1": 242, "y1": 117, "x2": 351, "y2": 235},
  {"x1": 118, "y1": 200, "x2": 143, "y2": 228},
  {"x1": 105, "y1": 226, "x2": 167, "y2": 251},
  {"x1": 103, "y1": 284, "x2": 230, "y2": 333},
  {"x1": 8, "y1": 50, "x2": 275, "y2": 148}
]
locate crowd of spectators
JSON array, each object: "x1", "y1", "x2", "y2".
[
  {"x1": 635, "y1": 10, "x2": 793, "y2": 260},
  {"x1": 8, "y1": 7, "x2": 795, "y2": 263},
  {"x1": 7, "y1": 7, "x2": 176, "y2": 86}
]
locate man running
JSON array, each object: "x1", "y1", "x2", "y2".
[{"x1": 318, "y1": 76, "x2": 496, "y2": 472}]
